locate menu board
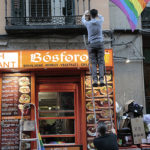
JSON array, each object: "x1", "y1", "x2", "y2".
[
  {"x1": 2, "y1": 77, "x2": 19, "y2": 116},
  {"x1": 2, "y1": 76, "x2": 31, "y2": 116},
  {"x1": 85, "y1": 71, "x2": 115, "y2": 150},
  {"x1": 1, "y1": 75, "x2": 31, "y2": 150},
  {"x1": 1, "y1": 119, "x2": 19, "y2": 150}
]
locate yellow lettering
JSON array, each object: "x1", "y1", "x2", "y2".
[
  {"x1": 11, "y1": 61, "x2": 15, "y2": 68},
  {"x1": 0, "y1": 62, "x2": 3, "y2": 67},
  {"x1": 0, "y1": 53, "x2": 4, "y2": 59},
  {"x1": 3, "y1": 62, "x2": 9, "y2": 68}
]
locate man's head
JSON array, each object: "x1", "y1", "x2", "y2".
[
  {"x1": 97, "y1": 122, "x2": 106, "y2": 136},
  {"x1": 90, "y1": 9, "x2": 98, "y2": 19}
]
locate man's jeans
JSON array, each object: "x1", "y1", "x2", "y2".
[{"x1": 88, "y1": 41, "x2": 105, "y2": 81}]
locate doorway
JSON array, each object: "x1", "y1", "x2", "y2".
[{"x1": 36, "y1": 78, "x2": 83, "y2": 146}]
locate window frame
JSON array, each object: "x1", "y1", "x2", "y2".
[{"x1": 36, "y1": 82, "x2": 79, "y2": 145}]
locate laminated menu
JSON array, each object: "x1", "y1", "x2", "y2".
[
  {"x1": 2, "y1": 76, "x2": 31, "y2": 116},
  {"x1": 1, "y1": 119, "x2": 19, "y2": 150}
]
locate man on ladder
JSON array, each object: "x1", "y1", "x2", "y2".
[{"x1": 82, "y1": 9, "x2": 105, "y2": 87}]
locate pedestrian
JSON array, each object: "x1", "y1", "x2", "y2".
[
  {"x1": 82, "y1": 9, "x2": 105, "y2": 87},
  {"x1": 93, "y1": 122, "x2": 118, "y2": 150}
]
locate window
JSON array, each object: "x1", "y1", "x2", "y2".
[
  {"x1": 25, "y1": 0, "x2": 75, "y2": 24},
  {"x1": 38, "y1": 91, "x2": 76, "y2": 144}
]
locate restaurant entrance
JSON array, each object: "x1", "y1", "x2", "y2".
[{"x1": 36, "y1": 76, "x2": 86, "y2": 149}]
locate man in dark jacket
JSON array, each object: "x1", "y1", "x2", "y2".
[
  {"x1": 94, "y1": 122, "x2": 118, "y2": 150},
  {"x1": 82, "y1": 9, "x2": 105, "y2": 87}
]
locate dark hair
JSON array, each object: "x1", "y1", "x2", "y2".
[
  {"x1": 90, "y1": 9, "x2": 98, "y2": 18},
  {"x1": 97, "y1": 122, "x2": 106, "y2": 136}
]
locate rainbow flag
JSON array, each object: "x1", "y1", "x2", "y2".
[
  {"x1": 38, "y1": 133, "x2": 45, "y2": 150},
  {"x1": 111, "y1": 0, "x2": 150, "y2": 31}
]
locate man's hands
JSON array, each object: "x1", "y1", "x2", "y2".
[{"x1": 84, "y1": 10, "x2": 89, "y2": 15}]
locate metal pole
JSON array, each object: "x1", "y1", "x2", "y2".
[
  {"x1": 5, "y1": 0, "x2": 7, "y2": 17},
  {"x1": 35, "y1": 0, "x2": 37, "y2": 17},
  {"x1": 47, "y1": 0, "x2": 50, "y2": 17},
  {"x1": 42, "y1": 0, "x2": 44, "y2": 17},
  {"x1": 59, "y1": 0, "x2": 62, "y2": 16},
  {"x1": 53, "y1": 0, "x2": 55, "y2": 16},
  {"x1": 77, "y1": 0, "x2": 79, "y2": 15},
  {"x1": 83, "y1": 0, "x2": 85, "y2": 13},
  {"x1": 88, "y1": 0, "x2": 90, "y2": 11}
]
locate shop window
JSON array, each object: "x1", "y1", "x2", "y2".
[{"x1": 38, "y1": 92, "x2": 75, "y2": 144}]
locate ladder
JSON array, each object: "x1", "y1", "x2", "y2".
[
  {"x1": 19, "y1": 103, "x2": 41, "y2": 150},
  {"x1": 83, "y1": 34, "x2": 113, "y2": 133},
  {"x1": 88, "y1": 62, "x2": 114, "y2": 133}
]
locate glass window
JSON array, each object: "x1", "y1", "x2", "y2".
[
  {"x1": 39, "y1": 119, "x2": 74, "y2": 135},
  {"x1": 39, "y1": 92, "x2": 74, "y2": 117},
  {"x1": 38, "y1": 92, "x2": 75, "y2": 144}
]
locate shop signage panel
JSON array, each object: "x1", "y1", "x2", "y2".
[
  {"x1": 0, "y1": 49, "x2": 113, "y2": 69},
  {"x1": 0, "y1": 52, "x2": 18, "y2": 68}
]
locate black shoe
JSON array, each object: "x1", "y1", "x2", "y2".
[
  {"x1": 93, "y1": 80, "x2": 98, "y2": 87},
  {"x1": 100, "y1": 80, "x2": 105, "y2": 87}
]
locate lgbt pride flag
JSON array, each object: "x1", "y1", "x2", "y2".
[
  {"x1": 38, "y1": 133, "x2": 45, "y2": 150},
  {"x1": 111, "y1": 0, "x2": 150, "y2": 31}
]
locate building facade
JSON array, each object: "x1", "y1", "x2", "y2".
[{"x1": 0, "y1": 0, "x2": 149, "y2": 150}]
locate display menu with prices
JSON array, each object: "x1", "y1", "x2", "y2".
[
  {"x1": 2, "y1": 77, "x2": 19, "y2": 116},
  {"x1": 2, "y1": 76, "x2": 31, "y2": 116},
  {"x1": 85, "y1": 71, "x2": 115, "y2": 150},
  {"x1": 1, "y1": 75, "x2": 31, "y2": 150},
  {"x1": 1, "y1": 119, "x2": 19, "y2": 150}
]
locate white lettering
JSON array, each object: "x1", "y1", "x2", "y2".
[
  {"x1": 43, "y1": 55, "x2": 51, "y2": 62},
  {"x1": 52, "y1": 55, "x2": 59, "y2": 62},
  {"x1": 80, "y1": 54, "x2": 88, "y2": 62},
  {"x1": 30, "y1": 51, "x2": 89, "y2": 65},
  {"x1": 74, "y1": 54, "x2": 80, "y2": 62},
  {"x1": 60, "y1": 52, "x2": 66, "y2": 62},
  {"x1": 65, "y1": 55, "x2": 73, "y2": 62},
  {"x1": 31, "y1": 53, "x2": 42, "y2": 62}
]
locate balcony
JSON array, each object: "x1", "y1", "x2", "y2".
[
  {"x1": 5, "y1": 0, "x2": 91, "y2": 34},
  {"x1": 142, "y1": 7, "x2": 150, "y2": 29}
]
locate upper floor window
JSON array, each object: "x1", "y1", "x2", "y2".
[{"x1": 12, "y1": 0, "x2": 75, "y2": 18}]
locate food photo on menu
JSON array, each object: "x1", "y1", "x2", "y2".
[{"x1": 18, "y1": 77, "x2": 31, "y2": 116}]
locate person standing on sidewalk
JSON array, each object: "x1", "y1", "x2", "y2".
[
  {"x1": 82, "y1": 9, "x2": 105, "y2": 87},
  {"x1": 94, "y1": 122, "x2": 118, "y2": 150}
]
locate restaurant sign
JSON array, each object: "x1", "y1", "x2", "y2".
[{"x1": 0, "y1": 49, "x2": 113, "y2": 69}]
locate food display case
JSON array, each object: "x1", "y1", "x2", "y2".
[{"x1": 85, "y1": 70, "x2": 117, "y2": 150}]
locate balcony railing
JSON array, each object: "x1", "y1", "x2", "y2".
[
  {"x1": 142, "y1": 7, "x2": 150, "y2": 29},
  {"x1": 5, "y1": 0, "x2": 91, "y2": 34}
]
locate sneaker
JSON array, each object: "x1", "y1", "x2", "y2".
[
  {"x1": 100, "y1": 80, "x2": 105, "y2": 87},
  {"x1": 93, "y1": 80, "x2": 98, "y2": 87}
]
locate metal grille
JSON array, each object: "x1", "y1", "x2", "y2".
[{"x1": 5, "y1": 0, "x2": 91, "y2": 27}]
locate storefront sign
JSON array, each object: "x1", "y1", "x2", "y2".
[
  {"x1": 0, "y1": 52, "x2": 18, "y2": 68},
  {"x1": 0, "y1": 49, "x2": 113, "y2": 69}
]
